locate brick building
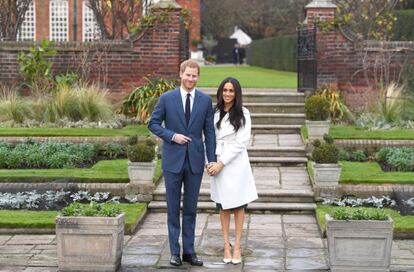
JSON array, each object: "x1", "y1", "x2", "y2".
[{"x1": 15, "y1": 0, "x2": 200, "y2": 50}]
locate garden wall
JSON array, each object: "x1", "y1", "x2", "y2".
[
  {"x1": 0, "y1": 6, "x2": 186, "y2": 102},
  {"x1": 305, "y1": 3, "x2": 414, "y2": 109}
]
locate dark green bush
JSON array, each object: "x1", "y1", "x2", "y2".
[
  {"x1": 392, "y1": 10, "x2": 414, "y2": 41},
  {"x1": 127, "y1": 138, "x2": 156, "y2": 162},
  {"x1": 60, "y1": 202, "x2": 121, "y2": 217},
  {"x1": 305, "y1": 95, "x2": 330, "y2": 121},
  {"x1": 376, "y1": 147, "x2": 414, "y2": 172},
  {"x1": 351, "y1": 150, "x2": 367, "y2": 162},
  {"x1": 127, "y1": 135, "x2": 138, "y2": 146},
  {"x1": 338, "y1": 148, "x2": 350, "y2": 161},
  {"x1": 311, "y1": 134, "x2": 339, "y2": 163},
  {"x1": 102, "y1": 143, "x2": 126, "y2": 159}
]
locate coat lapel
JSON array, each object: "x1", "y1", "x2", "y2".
[
  {"x1": 215, "y1": 111, "x2": 235, "y2": 138},
  {"x1": 188, "y1": 90, "x2": 201, "y2": 128},
  {"x1": 173, "y1": 89, "x2": 186, "y2": 127}
]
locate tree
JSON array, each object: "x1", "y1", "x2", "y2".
[
  {"x1": 332, "y1": 0, "x2": 401, "y2": 40},
  {"x1": 0, "y1": 0, "x2": 32, "y2": 40},
  {"x1": 85, "y1": 0, "x2": 171, "y2": 41},
  {"x1": 202, "y1": 0, "x2": 307, "y2": 40}
]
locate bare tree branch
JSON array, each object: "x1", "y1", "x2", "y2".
[{"x1": 0, "y1": 0, "x2": 32, "y2": 40}]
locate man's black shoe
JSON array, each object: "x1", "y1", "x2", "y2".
[
  {"x1": 182, "y1": 253, "x2": 203, "y2": 266},
  {"x1": 170, "y1": 254, "x2": 182, "y2": 266}
]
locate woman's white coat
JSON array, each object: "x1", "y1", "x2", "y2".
[{"x1": 210, "y1": 107, "x2": 258, "y2": 209}]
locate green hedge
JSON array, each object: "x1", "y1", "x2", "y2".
[
  {"x1": 392, "y1": 10, "x2": 414, "y2": 41},
  {"x1": 249, "y1": 35, "x2": 297, "y2": 72}
]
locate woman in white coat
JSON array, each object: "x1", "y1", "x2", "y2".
[{"x1": 207, "y1": 77, "x2": 258, "y2": 265}]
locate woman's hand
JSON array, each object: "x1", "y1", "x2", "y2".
[{"x1": 207, "y1": 161, "x2": 224, "y2": 176}]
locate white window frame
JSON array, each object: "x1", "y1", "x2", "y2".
[
  {"x1": 82, "y1": 0, "x2": 100, "y2": 42},
  {"x1": 49, "y1": 0, "x2": 69, "y2": 42},
  {"x1": 17, "y1": 0, "x2": 36, "y2": 41}
]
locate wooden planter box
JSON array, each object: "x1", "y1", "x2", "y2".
[
  {"x1": 326, "y1": 214, "x2": 393, "y2": 272},
  {"x1": 306, "y1": 119, "x2": 330, "y2": 140},
  {"x1": 312, "y1": 162, "x2": 341, "y2": 186},
  {"x1": 56, "y1": 214, "x2": 124, "y2": 272},
  {"x1": 127, "y1": 161, "x2": 156, "y2": 185}
]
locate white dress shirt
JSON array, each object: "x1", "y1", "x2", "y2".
[{"x1": 180, "y1": 86, "x2": 195, "y2": 113}]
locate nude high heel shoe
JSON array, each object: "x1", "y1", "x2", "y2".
[
  {"x1": 223, "y1": 242, "x2": 232, "y2": 264},
  {"x1": 231, "y1": 246, "x2": 242, "y2": 265}
]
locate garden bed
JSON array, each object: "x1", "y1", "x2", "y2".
[
  {"x1": 0, "y1": 125, "x2": 149, "y2": 137},
  {"x1": 0, "y1": 203, "x2": 146, "y2": 235},
  {"x1": 302, "y1": 125, "x2": 414, "y2": 140},
  {"x1": 0, "y1": 159, "x2": 162, "y2": 184},
  {"x1": 316, "y1": 205, "x2": 414, "y2": 239}
]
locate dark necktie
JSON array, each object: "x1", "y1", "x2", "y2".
[{"x1": 185, "y1": 93, "x2": 191, "y2": 125}]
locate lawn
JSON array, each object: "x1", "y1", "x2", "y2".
[
  {"x1": 198, "y1": 66, "x2": 297, "y2": 89},
  {"x1": 316, "y1": 205, "x2": 414, "y2": 236},
  {"x1": 0, "y1": 125, "x2": 149, "y2": 137},
  {"x1": 340, "y1": 161, "x2": 414, "y2": 185},
  {"x1": 0, "y1": 159, "x2": 162, "y2": 183},
  {"x1": 0, "y1": 203, "x2": 146, "y2": 234},
  {"x1": 302, "y1": 125, "x2": 414, "y2": 140}
]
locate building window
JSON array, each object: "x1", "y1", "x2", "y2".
[
  {"x1": 142, "y1": 0, "x2": 159, "y2": 15},
  {"x1": 17, "y1": 0, "x2": 36, "y2": 41},
  {"x1": 82, "y1": 1, "x2": 100, "y2": 42},
  {"x1": 50, "y1": 0, "x2": 68, "y2": 42}
]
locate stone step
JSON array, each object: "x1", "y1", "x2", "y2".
[
  {"x1": 153, "y1": 189, "x2": 315, "y2": 203},
  {"x1": 148, "y1": 201, "x2": 316, "y2": 214},
  {"x1": 202, "y1": 89, "x2": 305, "y2": 103},
  {"x1": 247, "y1": 146, "x2": 306, "y2": 157},
  {"x1": 252, "y1": 124, "x2": 302, "y2": 134},
  {"x1": 249, "y1": 156, "x2": 308, "y2": 167},
  {"x1": 251, "y1": 113, "x2": 305, "y2": 125},
  {"x1": 244, "y1": 102, "x2": 304, "y2": 113}
]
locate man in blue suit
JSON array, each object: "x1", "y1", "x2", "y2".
[{"x1": 148, "y1": 60, "x2": 216, "y2": 267}]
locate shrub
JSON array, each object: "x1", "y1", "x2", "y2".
[
  {"x1": 102, "y1": 143, "x2": 126, "y2": 159},
  {"x1": 376, "y1": 147, "x2": 414, "y2": 172},
  {"x1": 338, "y1": 148, "x2": 350, "y2": 161},
  {"x1": 331, "y1": 207, "x2": 389, "y2": 221},
  {"x1": 60, "y1": 202, "x2": 121, "y2": 217},
  {"x1": 127, "y1": 135, "x2": 138, "y2": 146},
  {"x1": 127, "y1": 138, "x2": 156, "y2": 162},
  {"x1": 312, "y1": 134, "x2": 339, "y2": 164},
  {"x1": 0, "y1": 89, "x2": 34, "y2": 123},
  {"x1": 316, "y1": 85, "x2": 354, "y2": 123},
  {"x1": 119, "y1": 77, "x2": 175, "y2": 123},
  {"x1": 351, "y1": 150, "x2": 367, "y2": 162},
  {"x1": 304, "y1": 95, "x2": 330, "y2": 121}
]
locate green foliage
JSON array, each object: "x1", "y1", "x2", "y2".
[
  {"x1": 392, "y1": 9, "x2": 414, "y2": 41},
  {"x1": 351, "y1": 150, "x2": 367, "y2": 162},
  {"x1": 315, "y1": 85, "x2": 354, "y2": 123},
  {"x1": 119, "y1": 77, "x2": 175, "y2": 124},
  {"x1": 0, "y1": 140, "x2": 98, "y2": 169},
  {"x1": 60, "y1": 202, "x2": 121, "y2": 217},
  {"x1": 55, "y1": 72, "x2": 79, "y2": 87},
  {"x1": 339, "y1": 148, "x2": 350, "y2": 161},
  {"x1": 331, "y1": 207, "x2": 389, "y2": 221},
  {"x1": 312, "y1": 134, "x2": 339, "y2": 164},
  {"x1": 304, "y1": 95, "x2": 330, "y2": 121},
  {"x1": 127, "y1": 135, "x2": 138, "y2": 146},
  {"x1": 127, "y1": 138, "x2": 156, "y2": 162},
  {"x1": 376, "y1": 147, "x2": 414, "y2": 172},
  {"x1": 250, "y1": 35, "x2": 296, "y2": 72},
  {"x1": 101, "y1": 143, "x2": 126, "y2": 159},
  {"x1": 18, "y1": 40, "x2": 57, "y2": 93}
]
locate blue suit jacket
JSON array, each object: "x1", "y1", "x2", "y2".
[{"x1": 148, "y1": 88, "x2": 217, "y2": 174}]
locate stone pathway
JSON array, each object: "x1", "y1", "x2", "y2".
[{"x1": 1, "y1": 212, "x2": 414, "y2": 271}]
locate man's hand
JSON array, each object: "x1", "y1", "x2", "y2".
[{"x1": 173, "y1": 134, "x2": 192, "y2": 144}]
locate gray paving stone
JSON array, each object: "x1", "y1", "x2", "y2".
[
  {"x1": 286, "y1": 256, "x2": 328, "y2": 270},
  {"x1": 286, "y1": 248, "x2": 326, "y2": 258},
  {"x1": 24, "y1": 268, "x2": 58, "y2": 272},
  {"x1": 244, "y1": 257, "x2": 284, "y2": 269},
  {"x1": 0, "y1": 245, "x2": 34, "y2": 254},
  {"x1": 122, "y1": 254, "x2": 159, "y2": 267},
  {"x1": 0, "y1": 236, "x2": 11, "y2": 246},
  {"x1": 0, "y1": 267, "x2": 26, "y2": 272},
  {"x1": 6, "y1": 235, "x2": 54, "y2": 245},
  {"x1": 287, "y1": 237, "x2": 325, "y2": 249}
]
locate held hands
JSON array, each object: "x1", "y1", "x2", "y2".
[
  {"x1": 173, "y1": 134, "x2": 192, "y2": 144},
  {"x1": 206, "y1": 162, "x2": 224, "y2": 176}
]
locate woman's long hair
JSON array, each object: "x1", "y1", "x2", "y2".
[{"x1": 215, "y1": 77, "x2": 245, "y2": 132}]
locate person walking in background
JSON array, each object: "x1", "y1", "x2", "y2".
[
  {"x1": 148, "y1": 60, "x2": 216, "y2": 267},
  {"x1": 207, "y1": 77, "x2": 258, "y2": 265}
]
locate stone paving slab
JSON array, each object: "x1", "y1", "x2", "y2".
[{"x1": 0, "y1": 212, "x2": 414, "y2": 271}]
